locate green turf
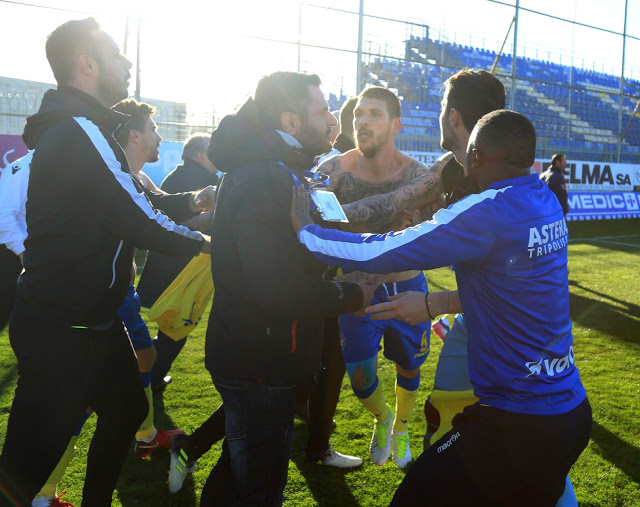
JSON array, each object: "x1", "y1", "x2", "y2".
[{"x1": 1, "y1": 218, "x2": 639, "y2": 506}]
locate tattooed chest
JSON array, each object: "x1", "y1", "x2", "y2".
[{"x1": 334, "y1": 173, "x2": 400, "y2": 205}]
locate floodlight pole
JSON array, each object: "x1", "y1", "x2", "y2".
[
  {"x1": 124, "y1": 16, "x2": 129, "y2": 54},
  {"x1": 135, "y1": 16, "x2": 141, "y2": 102},
  {"x1": 510, "y1": 0, "x2": 520, "y2": 110},
  {"x1": 297, "y1": 3, "x2": 302, "y2": 72},
  {"x1": 617, "y1": 0, "x2": 628, "y2": 163},
  {"x1": 356, "y1": 0, "x2": 365, "y2": 94}
]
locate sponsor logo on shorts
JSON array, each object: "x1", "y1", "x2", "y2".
[
  {"x1": 340, "y1": 334, "x2": 346, "y2": 350},
  {"x1": 525, "y1": 346, "x2": 575, "y2": 378},
  {"x1": 414, "y1": 329, "x2": 430, "y2": 358},
  {"x1": 437, "y1": 432, "x2": 460, "y2": 453}
]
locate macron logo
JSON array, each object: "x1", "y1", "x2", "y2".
[
  {"x1": 525, "y1": 346, "x2": 575, "y2": 378},
  {"x1": 437, "y1": 432, "x2": 461, "y2": 453}
]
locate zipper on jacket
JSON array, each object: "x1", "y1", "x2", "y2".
[{"x1": 109, "y1": 240, "x2": 124, "y2": 288}]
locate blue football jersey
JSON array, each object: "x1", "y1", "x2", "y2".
[{"x1": 298, "y1": 173, "x2": 586, "y2": 415}]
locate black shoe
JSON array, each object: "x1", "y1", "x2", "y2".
[{"x1": 152, "y1": 375, "x2": 172, "y2": 394}]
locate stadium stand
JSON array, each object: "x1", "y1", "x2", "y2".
[{"x1": 330, "y1": 36, "x2": 640, "y2": 164}]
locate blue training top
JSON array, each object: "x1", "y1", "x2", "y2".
[{"x1": 298, "y1": 173, "x2": 586, "y2": 415}]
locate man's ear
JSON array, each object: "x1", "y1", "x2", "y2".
[
  {"x1": 391, "y1": 117, "x2": 402, "y2": 135},
  {"x1": 280, "y1": 112, "x2": 300, "y2": 136},
  {"x1": 449, "y1": 108, "x2": 462, "y2": 129},
  {"x1": 78, "y1": 53, "x2": 98, "y2": 77},
  {"x1": 128, "y1": 129, "x2": 141, "y2": 146},
  {"x1": 467, "y1": 147, "x2": 482, "y2": 174}
]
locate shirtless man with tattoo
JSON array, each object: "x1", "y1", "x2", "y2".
[{"x1": 315, "y1": 86, "x2": 450, "y2": 469}]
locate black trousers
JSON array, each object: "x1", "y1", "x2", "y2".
[
  {"x1": 0, "y1": 311, "x2": 147, "y2": 507},
  {"x1": 306, "y1": 316, "x2": 346, "y2": 458},
  {"x1": 390, "y1": 397, "x2": 592, "y2": 507},
  {"x1": 0, "y1": 246, "x2": 22, "y2": 331}
]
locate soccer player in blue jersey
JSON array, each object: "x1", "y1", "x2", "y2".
[
  {"x1": 315, "y1": 87, "x2": 437, "y2": 469},
  {"x1": 291, "y1": 109, "x2": 591, "y2": 505}
]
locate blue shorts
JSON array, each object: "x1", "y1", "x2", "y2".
[
  {"x1": 434, "y1": 314, "x2": 472, "y2": 391},
  {"x1": 117, "y1": 286, "x2": 153, "y2": 351},
  {"x1": 339, "y1": 272, "x2": 430, "y2": 371}
]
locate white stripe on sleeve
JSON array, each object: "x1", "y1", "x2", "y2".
[
  {"x1": 73, "y1": 117, "x2": 201, "y2": 241},
  {"x1": 299, "y1": 187, "x2": 510, "y2": 264}
]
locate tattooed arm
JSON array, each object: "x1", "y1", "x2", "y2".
[
  {"x1": 181, "y1": 209, "x2": 214, "y2": 233},
  {"x1": 340, "y1": 153, "x2": 453, "y2": 232},
  {"x1": 316, "y1": 155, "x2": 346, "y2": 193}
]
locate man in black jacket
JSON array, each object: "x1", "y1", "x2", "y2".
[
  {"x1": 200, "y1": 72, "x2": 373, "y2": 506},
  {"x1": 540, "y1": 153, "x2": 569, "y2": 215},
  {"x1": 0, "y1": 18, "x2": 210, "y2": 506}
]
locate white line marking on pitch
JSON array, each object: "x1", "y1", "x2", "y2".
[
  {"x1": 569, "y1": 234, "x2": 640, "y2": 243},
  {"x1": 571, "y1": 238, "x2": 640, "y2": 248}
]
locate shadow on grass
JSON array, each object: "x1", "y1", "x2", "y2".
[
  {"x1": 116, "y1": 392, "x2": 198, "y2": 507},
  {"x1": 590, "y1": 420, "x2": 640, "y2": 485},
  {"x1": 569, "y1": 283, "x2": 640, "y2": 347},
  {"x1": 290, "y1": 425, "x2": 361, "y2": 507},
  {"x1": 0, "y1": 363, "x2": 17, "y2": 402}
]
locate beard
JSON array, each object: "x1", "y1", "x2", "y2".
[
  {"x1": 146, "y1": 144, "x2": 160, "y2": 164},
  {"x1": 440, "y1": 122, "x2": 458, "y2": 153},
  {"x1": 96, "y1": 73, "x2": 129, "y2": 107},
  {"x1": 356, "y1": 127, "x2": 390, "y2": 158},
  {"x1": 298, "y1": 123, "x2": 332, "y2": 157}
]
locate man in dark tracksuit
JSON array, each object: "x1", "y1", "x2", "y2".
[
  {"x1": 540, "y1": 153, "x2": 569, "y2": 215},
  {"x1": 137, "y1": 133, "x2": 219, "y2": 391},
  {"x1": 0, "y1": 18, "x2": 208, "y2": 506},
  {"x1": 200, "y1": 72, "x2": 372, "y2": 506}
]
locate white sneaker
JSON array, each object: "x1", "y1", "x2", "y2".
[
  {"x1": 392, "y1": 430, "x2": 413, "y2": 469},
  {"x1": 32, "y1": 497, "x2": 53, "y2": 507},
  {"x1": 168, "y1": 438, "x2": 198, "y2": 493},
  {"x1": 320, "y1": 448, "x2": 363, "y2": 468},
  {"x1": 369, "y1": 408, "x2": 394, "y2": 466}
]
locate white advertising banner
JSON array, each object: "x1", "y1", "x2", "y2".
[{"x1": 404, "y1": 150, "x2": 640, "y2": 192}]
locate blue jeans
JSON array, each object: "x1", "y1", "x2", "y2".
[{"x1": 201, "y1": 376, "x2": 297, "y2": 507}]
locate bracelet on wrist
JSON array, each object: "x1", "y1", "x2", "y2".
[{"x1": 425, "y1": 291, "x2": 436, "y2": 321}]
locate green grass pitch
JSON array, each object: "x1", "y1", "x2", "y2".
[{"x1": 1, "y1": 218, "x2": 638, "y2": 506}]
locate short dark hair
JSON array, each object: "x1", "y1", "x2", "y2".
[
  {"x1": 358, "y1": 86, "x2": 401, "y2": 119},
  {"x1": 443, "y1": 69, "x2": 506, "y2": 132},
  {"x1": 474, "y1": 110, "x2": 536, "y2": 168},
  {"x1": 339, "y1": 97, "x2": 358, "y2": 137},
  {"x1": 112, "y1": 99, "x2": 156, "y2": 148},
  {"x1": 254, "y1": 72, "x2": 322, "y2": 129},
  {"x1": 551, "y1": 153, "x2": 566, "y2": 166},
  {"x1": 182, "y1": 133, "x2": 211, "y2": 161},
  {"x1": 46, "y1": 17, "x2": 101, "y2": 84}
]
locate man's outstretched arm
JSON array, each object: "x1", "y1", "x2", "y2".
[{"x1": 319, "y1": 153, "x2": 454, "y2": 232}]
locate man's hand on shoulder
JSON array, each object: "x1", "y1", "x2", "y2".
[{"x1": 316, "y1": 154, "x2": 347, "y2": 192}]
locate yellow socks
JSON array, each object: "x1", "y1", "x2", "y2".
[
  {"x1": 360, "y1": 379, "x2": 391, "y2": 423},
  {"x1": 394, "y1": 381, "x2": 420, "y2": 433},
  {"x1": 35, "y1": 434, "x2": 78, "y2": 499},
  {"x1": 136, "y1": 385, "x2": 156, "y2": 442}
]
